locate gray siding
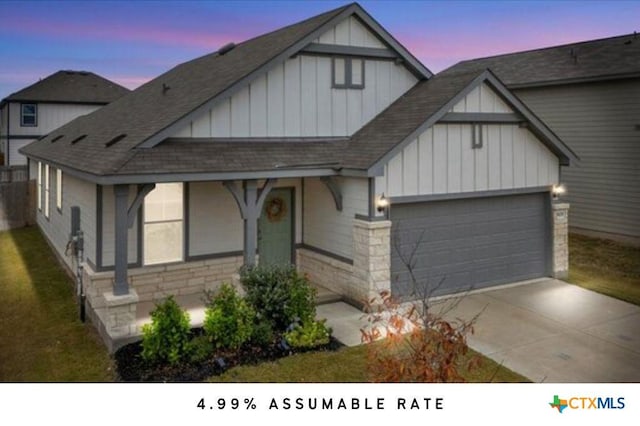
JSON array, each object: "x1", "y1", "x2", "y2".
[
  {"x1": 36, "y1": 169, "x2": 97, "y2": 269},
  {"x1": 303, "y1": 176, "x2": 368, "y2": 260},
  {"x1": 516, "y1": 79, "x2": 640, "y2": 238}
]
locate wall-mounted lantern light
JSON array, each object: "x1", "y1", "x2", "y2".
[
  {"x1": 552, "y1": 184, "x2": 566, "y2": 200},
  {"x1": 377, "y1": 193, "x2": 389, "y2": 213}
]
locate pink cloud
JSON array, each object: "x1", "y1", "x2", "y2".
[{"x1": 2, "y1": 16, "x2": 247, "y2": 51}]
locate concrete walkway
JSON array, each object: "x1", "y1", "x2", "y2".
[{"x1": 317, "y1": 278, "x2": 640, "y2": 383}]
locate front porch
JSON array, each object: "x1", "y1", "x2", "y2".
[{"x1": 83, "y1": 176, "x2": 392, "y2": 351}]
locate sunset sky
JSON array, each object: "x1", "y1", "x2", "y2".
[{"x1": 0, "y1": 0, "x2": 637, "y2": 97}]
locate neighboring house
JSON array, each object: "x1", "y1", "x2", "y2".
[
  {"x1": 446, "y1": 34, "x2": 640, "y2": 244},
  {"x1": 20, "y1": 3, "x2": 576, "y2": 350},
  {"x1": 0, "y1": 70, "x2": 129, "y2": 166}
]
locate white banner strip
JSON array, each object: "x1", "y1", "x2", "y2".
[{"x1": 0, "y1": 383, "x2": 636, "y2": 425}]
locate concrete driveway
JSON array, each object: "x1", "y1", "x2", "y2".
[{"x1": 317, "y1": 278, "x2": 640, "y2": 382}]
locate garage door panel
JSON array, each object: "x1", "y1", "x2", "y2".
[{"x1": 391, "y1": 193, "x2": 549, "y2": 298}]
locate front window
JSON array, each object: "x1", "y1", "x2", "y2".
[
  {"x1": 56, "y1": 169, "x2": 62, "y2": 212},
  {"x1": 143, "y1": 183, "x2": 184, "y2": 265},
  {"x1": 37, "y1": 162, "x2": 42, "y2": 211},
  {"x1": 44, "y1": 164, "x2": 50, "y2": 218},
  {"x1": 21, "y1": 104, "x2": 37, "y2": 127}
]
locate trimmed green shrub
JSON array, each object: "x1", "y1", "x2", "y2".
[
  {"x1": 251, "y1": 319, "x2": 275, "y2": 348},
  {"x1": 187, "y1": 335, "x2": 213, "y2": 364},
  {"x1": 203, "y1": 283, "x2": 254, "y2": 350},
  {"x1": 141, "y1": 296, "x2": 191, "y2": 365},
  {"x1": 240, "y1": 264, "x2": 317, "y2": 331},
  {"x1": 284, "y1": 319, "x2": 332, "y2": 349}
]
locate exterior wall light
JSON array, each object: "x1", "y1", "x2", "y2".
[
  {"x1": 377, "y1": 193, "x2": 389, "y2": 213},
  {"x1": 552, "y1": 184, "x2": 566, "y2": 200}
]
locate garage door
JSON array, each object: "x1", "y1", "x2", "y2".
[{"x1": 390, "y1": 192, "x2": 550, "y2": 298}]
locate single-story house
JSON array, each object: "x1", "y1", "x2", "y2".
[
  {"x1": 446, "y1": 34, "x2": 640, "y2": 244},
  {"x1": 20, "y1": 2, "x2": 576, "y2": 350},
  {"x1": 0, "y1": 70, "x2": 129, "y2": 166}
]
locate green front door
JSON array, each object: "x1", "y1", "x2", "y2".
[{"x1": 258, "y1": 188, "x2": 293, "y2": 266}]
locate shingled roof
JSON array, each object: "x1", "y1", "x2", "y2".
[
  {"x1": 446, "y1": 33, "x2": 640, "y2": 88},
  {"x1": 1, "y1": 70, "x2": 129, "y2": 105}
]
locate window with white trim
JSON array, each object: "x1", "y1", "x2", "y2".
[
  {"x1": 37, "y1": 162, "x2": 42, "y2": 211},
  {"x1": 56, "y1": 169, "x2": 62, "y2": 212},
  {"x1": 44, "y1": 164, "x2": 50, "y2": 218},
  {"x1": 332, "y1": 57, "x2": 365, "y2": 89},
  {"x1": 143, "y1": 183, "x2": 184, "y2": 265},
  {"x1": 21, "y1": 103, "x2": 37, "y2": 127}
]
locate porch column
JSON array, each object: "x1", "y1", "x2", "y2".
[
  {"x1": 552, "y1": 202, "x2": 570, "y2": 279},
  {"x1": 224, "y1": 179, "x2": 277, "y2": 266},
  {"x1": 113, "y1": 184, "x2": 129, "y2": 295},
  {"x1": 244, "y1": 180, "x2": 259, "y2": 266},
  {"x1": 352, "y1": 218, "x2": 392, "y2": 304}
]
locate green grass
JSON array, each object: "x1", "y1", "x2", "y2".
[
  {"x1": 209, "y1": 342, "x2": 528, "y2": 383},
  {"x1": 568, "y1": 233, "x2": 640, "y2": 306},
  {"x1": 0, "y1": 227, "x2": 114, "y2": 381}
]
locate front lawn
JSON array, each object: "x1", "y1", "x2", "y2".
[
  {"x1": 568, "y1": 233, "x2": 640, "y2": 306},
  {"x1": 209, "y1": 344, "x2": 529, "y2": 383},
  {"x1": 0, "y1": 227, "x2": 114, "y2": 381}
]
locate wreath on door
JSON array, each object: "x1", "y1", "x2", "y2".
[{"x1": 265, "y1": 196, "x2": 287, "y2": 222}]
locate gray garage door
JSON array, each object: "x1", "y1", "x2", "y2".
[{"x1": 390, "y1": 192, "x2": 550, "y2": 299}]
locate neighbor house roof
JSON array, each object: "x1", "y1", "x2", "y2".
[
  {"x1": 1, "y1": 70, "x2": 129, "y2": 106},
  {"x1": 21, "y1": 2, "x2": 431, "y2": 181},
  {"x1": 446, "y1": 33, "x2": 640, "y2": 88}
]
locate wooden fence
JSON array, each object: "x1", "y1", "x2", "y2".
[{"x1": 0, "y1": 166, "x2": 35, "y2": 231}]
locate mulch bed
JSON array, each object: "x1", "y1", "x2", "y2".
[{"x1": 114, "y1": 328, "x2": 343, "y2": 382}]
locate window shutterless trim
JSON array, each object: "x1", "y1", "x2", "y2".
[
  {"x1": 20, "y1": 103, "x2": 37, "y2": 127},
  {"x1": 332, "y1": 56, "x2": 365, "y2": 89}
]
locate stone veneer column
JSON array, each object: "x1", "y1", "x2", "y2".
[
  {"x1": 352, "y1": 219, "x2": 391, "y2": 304},
  {"x1": 103, "y1": 289, "x2": 139, "y2": 342},
  {"x1": 552, "y1": 202, "x2": 570, "y2": 279}
]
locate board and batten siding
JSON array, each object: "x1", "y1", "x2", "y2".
[
  {"x1": 188, "y1": 179, "x2": 302, "y2": 257},
  {"x1": 172, "y1": 55, "x2": 417, "y2": 138},
  {"x1": 376, "y1": 124, "x2": 559, "y2": 198},
  {"x1": 313, "y1": 15, "x2": 386, "y2": 48},
  {"x1": 36, "y1": 168, "x2": 97, "y2": 269},
  {"x1": 376, "y1": 84, "x2": 559, "y2": 198},
  {"x1": 303, "y1": 177, "x2": 368, "y2": 260},
  {"x1": 100, "y1": 185, "x2": 139, "y2": 267},
  {"x1": 515, "y1": 79, "x2": 640, "y2": 238},
  {"x1": 450, "y1": 83, "x2": 513, "y2": 113}
]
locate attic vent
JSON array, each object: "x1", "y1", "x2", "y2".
[
  {"x1": 51, "y1": 135, "x2": 64, "y2": 143},
  {"x1": 105, "y1": 133, "x2": 127, "y2": 147},
  {"x1": 70, "y1": 134, "x2": 87, "y2": 145},
  {"x1": 218, "y1": 42, "x2": 236, "y2": 55}
]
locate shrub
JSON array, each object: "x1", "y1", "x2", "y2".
[
  {"x1": 240, "y1": 264, "x2": 317, "y2": 331},
  {"x1": 186, "y1": 335, "x2": 213, "y2": 364},
  {"x1": 141, "y1": 296, "x2": 191, "y2": 365},
  {"x1": 251, "y1": 319, "x2": 275, "y2": 348},
  {"x1": 203, "y1": 283, "x2": 254, "y2": 350},
  {"x1": 284, "y1": 319, "x2": 332, "y2": 349}
]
